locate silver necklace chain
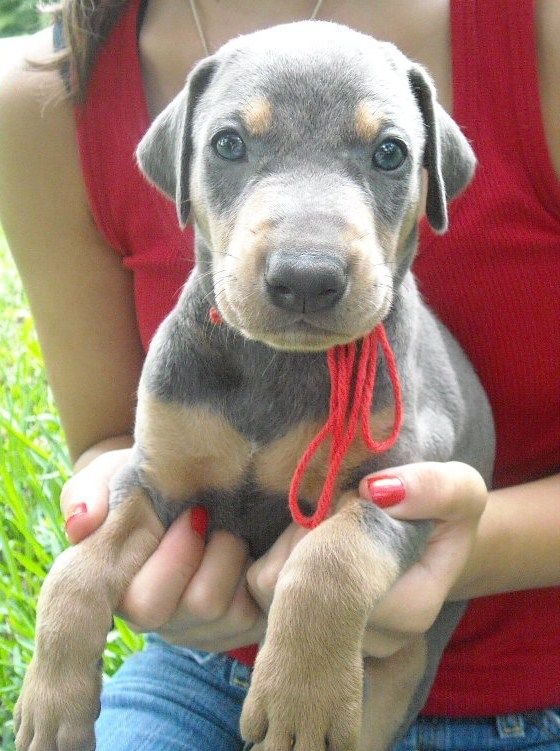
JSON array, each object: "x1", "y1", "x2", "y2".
[{"x1": 188, "y1": 0, "x2": 325, "y2": 56}]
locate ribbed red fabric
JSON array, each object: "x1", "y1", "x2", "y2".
[
  {"x1": 75, "y1": 1, "x2": 195, "y2": 352},
  {"x1": 74, "y1": 0, "x2": 559, "y2": 715},
  {"x1": 415, "y1": 0, "x2": 560, "y2": 715}
]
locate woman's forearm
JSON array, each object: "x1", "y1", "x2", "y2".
[
  {"x1": 73, "y1": 434, "x2": 134, "y2": 472},
  {"x1": 450, "y1": 472, "x2": 560, "y2": 600}
]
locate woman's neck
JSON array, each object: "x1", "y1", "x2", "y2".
[{"x1": 139, "y1": 0, "x2": 453, "y2": 120}]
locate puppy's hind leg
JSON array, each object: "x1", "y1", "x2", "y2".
[
  {"x1": 358, "y1": 640, "x2": 428, "y2": 751},
  {"x1": 14, "y1": 465, "x2": 163, "y2": 751}
]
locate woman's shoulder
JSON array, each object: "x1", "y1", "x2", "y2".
[
  {"x1": 0, "y1": 27, "x2": 91, "y2": 226},
  {"x1": 0, "y1": 27, "x2": 71, "y2": 143},
  {"x1": 0, "y1": 28, "x2": 146, "y2": 461}
]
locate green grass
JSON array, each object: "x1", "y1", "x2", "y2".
[
  {"x1": 0, "y1": 225, "x2": 143, "y2": 750},
  {"x1": 0, "y1": 0, "x2": 49, "y2": 37}
]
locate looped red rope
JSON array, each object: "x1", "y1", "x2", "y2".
[
  {"x1": 288, "y1": 324, "x2": 403, "y2": 529},
  {"x1": 208, "y1": 308, "x2": 403, "y2": 530}
]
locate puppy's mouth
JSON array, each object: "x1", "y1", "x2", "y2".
[
  {"x1": 213, "y1": 274, "x2": 393, "y2": 351},
  {"x1": 274, "y1": 318, "x2": 351, "y2": 347},
  {"x1": 226, "y1": 311, "x2": 385, "y2": 352}
]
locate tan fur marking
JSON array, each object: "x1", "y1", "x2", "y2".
[
  {"x1": 253, "y1": 408, "x2": 395, "y2": 503},
  {"x1": 311, "y1": 496, "x2": 401, "y2": 598},
  {"x1": 355, "y1": 99, "x2": 386, "y2": 142},
  {"x1": 375, "y1": 222, "x2": 400, "y2": 260},
  {"x1": 343, "y1": 407, "x2": 397, "y2": 476},
  {"x1": 393, "y1": 201, "x2": 422, "y2": 261},
  {"x1": 242, "y1": 97, "x2": 273, "y2": 136},
  {"x1": 213, "y1": 185, "x2": 277, "y2": 331},
  {"x1": 253, "y1": 420, "x2": 329, "y2": 501},
  {"x1": 136, "y1": 393, "x2": 252, "y2": 501}
]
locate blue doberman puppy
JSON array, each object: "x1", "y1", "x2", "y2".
[{"x1": 16, "y1": 21, "x2": 494, "y2": 751}]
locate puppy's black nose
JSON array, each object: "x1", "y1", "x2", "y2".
[{"x1": 265, "y1": 253, "x2": 347, "y2": 314}]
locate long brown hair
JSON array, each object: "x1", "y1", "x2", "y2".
[{"x1": 39, "y1": 0, "x2": 131, "y2": 102}]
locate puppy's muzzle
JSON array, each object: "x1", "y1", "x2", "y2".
[{"x1": 265, "y1": 251, "x2": 348, "y2": 314}]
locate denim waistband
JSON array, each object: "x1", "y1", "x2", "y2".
[
  {"x1": 399, "y1": 708, "x2": 560, "y2": 750},
  {"x1": 145, "y1": 634, "x2": 253, "y2": 691},
  {"x1": 147, "y1": 639, "x2": 560, "y2": 751}
]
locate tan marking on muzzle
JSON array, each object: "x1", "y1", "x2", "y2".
[
  {"x1": 254, "y1": 407, "x2": 395, "y2": 503},
  {"x1": 340, "y1": 188, "x2": 379, "y2": 257},
  {"x1": 242, "y1": 97, "x2": 273, "y2": 136},
  {"x1": 392, "y1": 200, "x2": 422, "y2": 260},
  {"x1": 136, "y1": 393, "x2": 252, "y2": 501},
  {"x1": 216, "y1": 188, "x2": 277, "y2": 328},
  {"x1": 374, "y1": 221, "x2": 400, "y2": 261},
  {"x1": 355, "y1": 100, "x2": 386, "y2": 143}
]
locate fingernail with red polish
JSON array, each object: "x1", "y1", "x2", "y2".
[
  {"x1": 64, "y1": 503, "x2": 88, "y2": 532},
  {"x1": 190, "y1": 505, "x2": 209, "y2": 539},
  {"x1": 367, "y1": 476, "x2": 406, "y2": 508}
]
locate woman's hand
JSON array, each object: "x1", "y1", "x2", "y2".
[
  {"x1": 247, "y1": 461, "x2": 488, "y2": 659},
  {"x1": 61, "y1": 450, "x2": 265, "y2": 652},
  {"x1": 358, "y1": 461, "x2": 487, "y2": 657},
  {"x1": 61, "y1": 456, "x2": 487, "y2": 655}
]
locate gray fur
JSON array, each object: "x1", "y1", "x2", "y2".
[
  {"x1": 136, "y1": 58, "x2": 217, "y2": 226},
  {"x1": 133, "y1": 20, "x2": 494, "y2": 747}
]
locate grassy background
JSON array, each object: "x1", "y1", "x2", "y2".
[
  {"x1": 0, "y1": 227, "x2": 143, "y2": 750},
  {"x1": 0, "y1": 225, "x2": 68, "y2": 748},
  {"x1": 0, "y1": 0, "x2": 49, "y2": 37}
]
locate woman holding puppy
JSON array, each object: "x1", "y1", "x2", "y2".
[{"x1": 0, "y1": 1, "x2": 559, "y2": 749}]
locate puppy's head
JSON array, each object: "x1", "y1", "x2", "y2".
[{"x1": 137, "y1": 22, "x2": 475, "y2": 352}]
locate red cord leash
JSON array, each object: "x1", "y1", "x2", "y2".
[
  {"x1": 208, "y1": 309, "x2": 403, "y2": 529},
  {"x1": 288, "y1": 324, "x2": 403, "y2": 528}
]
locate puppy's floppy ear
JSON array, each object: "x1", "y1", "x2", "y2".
[
  {"x1": 136, "y1": 57, "x2": 217, "y2": 228},
  {"x1": 407, "y1": 65, "x2": 476, "y2": 233}
]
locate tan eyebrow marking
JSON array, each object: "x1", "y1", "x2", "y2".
[
  {"x1": 355, "y1": 99, "x2": 386, "y2": 142},
  {"x1": 242, "y1": 97, "x2": 273, "y2": 136}
]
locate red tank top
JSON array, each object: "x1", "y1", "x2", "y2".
[{"x1": 74, "y1": 0, "x2": 560, "y2": 716}]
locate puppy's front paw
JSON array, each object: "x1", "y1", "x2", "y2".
[
  {"x1": 240, "y1": 639, "x2": 363, "y2": 751},
  {"x1": 15, "y1": 657, "x2": 101, "y2": 751}
]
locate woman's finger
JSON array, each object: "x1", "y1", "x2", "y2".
[
  {"x1": 359, "y1": 462, "x2": 488, "y2": 636},
  {"x1": 162, "y1": 572, "x2": 265, "y2": 649},
  {"x1": 362, "y1": 625, "x2": 411, "y2": 659},
  {"x1": 181, "y1": 529, "x2": 250, "y2": 622},
  {"x1": 119, "y1": 508, "x2": 206, "y2": 629},
  {"x1": 359, "y1": 461, "x2": 488, "y2": 522},
  {"x1": 246, "y1": 523, "x2": 308, "y2": 612},
  {"x1": 61, "y1": 449, "x2": 132, "y2": 543}
]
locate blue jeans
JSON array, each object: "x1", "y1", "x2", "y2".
[{"x1": 95, "y1": 636, "x2": 560, "y2": 750}]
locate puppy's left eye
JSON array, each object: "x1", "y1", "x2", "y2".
[
  {"x1": 372, "y1": 138, "x2": 408, "y2": 171},
  {"x1": 212, "y1": 130, "x2": 247, "y2": 161}
]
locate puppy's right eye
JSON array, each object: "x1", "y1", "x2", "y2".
[
  {"x1": 372, "y1": 138, "x2": 408, "y2": 171},
  {"x1": 212, "y1": 130, "x2": 246, "y2": 161}
]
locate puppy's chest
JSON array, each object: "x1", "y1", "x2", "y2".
[{"x1": 137, "y1": 376, "x2": 395, "y2": 555}]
